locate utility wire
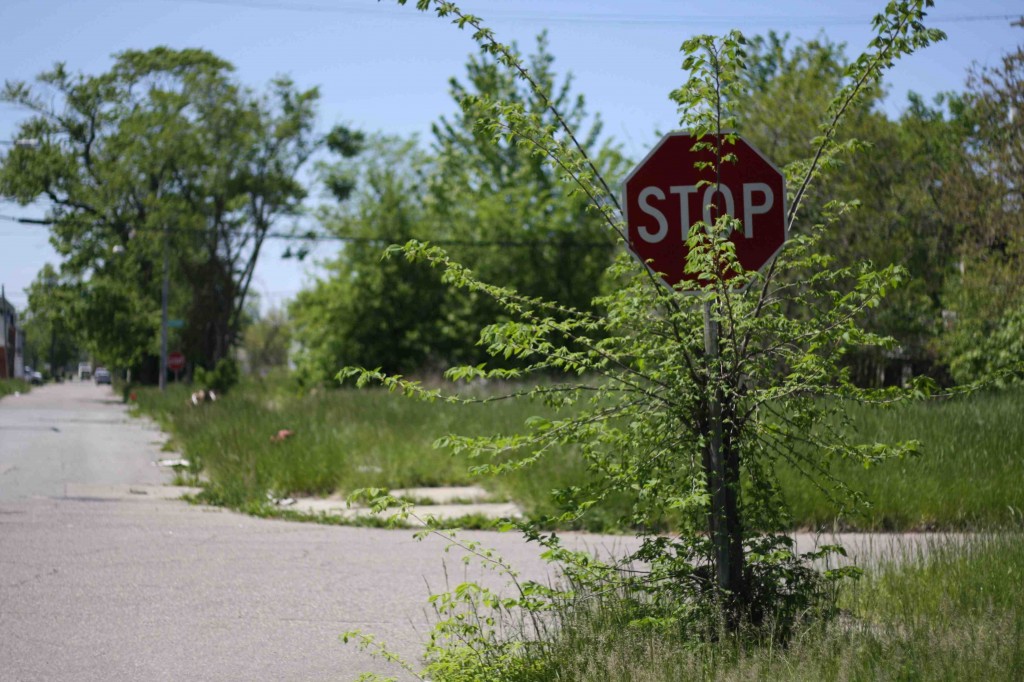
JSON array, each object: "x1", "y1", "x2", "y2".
[
  {"x1": 167, "y1": 0, "x2": 1021, "y2": 27},
  {"x1": 0, "y1": 212, "x2": 614, "y2": 249}
]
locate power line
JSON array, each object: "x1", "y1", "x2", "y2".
[
  {"x1": 0, "y1": 213, "x2": 614, "y2": 249},
  {"x1": 167, "y1": 0, "x2": 1021, "y2": 28}
]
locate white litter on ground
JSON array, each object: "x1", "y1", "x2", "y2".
[{"x1": 156, "y1": 458, "x2": 190, "y2": 468}]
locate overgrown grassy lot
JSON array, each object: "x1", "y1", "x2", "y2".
[
  {"x1": 507, "y1": 533, "x2": 1024, "y2": 681},
  {"x1": 134, "y1": 378, "x2": 1024, "y2": 531},
  {"x1": 135, "y1": 378, "x2": 555, "y2": 509},
  {"x1": 136, "y1": 379, "x2": 1024, "y2": 679},
  {"x1": 0, "y1": 378, "x2": 30, "y2": 399},
  {"x1": 779, "y1": 391, "x2": 1024, "y2": 530}
]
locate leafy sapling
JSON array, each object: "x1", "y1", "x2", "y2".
[{"x1": 343, "y1": 0, "x2": 946, "y2": 676}]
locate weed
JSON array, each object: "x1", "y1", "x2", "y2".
[
  {"x1": 0, "y1": 378, "x2": 30, "y2": 399},
  {"x1": 404, "y1": 533, "x2": 1024, "y2": 681}
]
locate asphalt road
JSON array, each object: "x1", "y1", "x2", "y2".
[
  {"x1": 0, "y1": 382, "x2": 951, "y2": 681},
  {"x1": 0, "y1": 382, "x2": 600, "y2": 681},
  {"x1": 0, "y1": 381, "x2": 167, "y2": 501}
]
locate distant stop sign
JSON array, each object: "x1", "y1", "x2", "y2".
[
  {"x1": 624, "y1": 133, "x2": 787, "y2": 289},
  {"x1": 167, "y1": 351, "x2": 186, "y2": 372}
]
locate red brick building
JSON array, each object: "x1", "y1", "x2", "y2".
[{"x1": 1, "y1": 287, "x2": 24, "y2": 380}]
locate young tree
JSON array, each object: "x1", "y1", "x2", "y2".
[
  {"x1": 344, "y1": 2, "x2": 944, "y2": 673},
  {"x1": 0, "y1": 48, "x2": 319, "y2": 379}
]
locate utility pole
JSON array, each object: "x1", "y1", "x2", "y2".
[
  {"x1": 50, "y1": 323, "x2": 56, "y2": 382},
  {"x1": 159, "y1": 225, "x2": 168, "y2": 391}
]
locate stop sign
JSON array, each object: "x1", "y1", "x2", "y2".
[
  {"x1": 167, "y1": 351, "x2": 186, "y2": 372},
  {"x1": 623, "y1": 132, "x2": 787, "y2": 290}
]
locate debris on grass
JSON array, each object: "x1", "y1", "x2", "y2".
[
  {"x1": 269, "y1": 494, "x2": 297, "y2": 507},
  {"x1": 270, "y1": 428, "x2": 294, "y2": 443},
  {"x1": 189, "y1": 389, "x2": 217, "y2": 406},
  {"x1": 157, "y1": 458, "x2": 190, "y2": 468}
]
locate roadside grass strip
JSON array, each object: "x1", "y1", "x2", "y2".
[
  {"x1": 134, "y1": 379, "x2": 1024, "y2": 533},
  {"x1": 0, "y1": 378, "x2": 30, "y2": 399},
  {"x1": 481, "y1": 533, "x2": 1024, "y2": 681}
]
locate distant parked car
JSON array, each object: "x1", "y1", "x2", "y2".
[
  {"x1": 23, "y1": 366, "x2": 43, "y2": 385},
  {"x1": 78, "y1": 362, "x2": 92, "y2": 380},
  {"x1": 94, "y1": 367, "x2": 112, "y2": 385}
]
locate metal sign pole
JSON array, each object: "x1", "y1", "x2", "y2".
[
  {"x1": 703, "y1": 297, "x2": 731, "y2": 595},
  {"x1": 159, "y1": 224, "x2": 168, "y2": 391}
]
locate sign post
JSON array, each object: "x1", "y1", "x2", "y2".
[{"x1": 623, "y1": 132, "x2": 787, "y2": 602}]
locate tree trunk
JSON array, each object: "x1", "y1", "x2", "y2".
[{"x1": 703, "y1": 300, "x2": 746, "y2": 625}]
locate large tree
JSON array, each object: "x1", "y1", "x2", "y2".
[
  {"x1": 291, "y1": 35, "x2": 629, "y2": 381},
  {"x1": 731, "y1": 33, "x2": 962, "y2": 385},
  {"x1": 20, "y1": 265, "x2": 81, "y2": 376},
  {"x1": 938, "y1": 27, "x2": 1024, "y2": 383},
  {"x1": 290, "y1": 134, "x2": 456, "y2": 381},
  {"x1": 0, "y1": 47, "x2": 319, "y2": 378},
  {"x1": 428, "y1": 33, "x2": 629, "y2": 318}
]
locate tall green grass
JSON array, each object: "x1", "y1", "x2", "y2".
[
  {"x1": 135, "y1": 379, "x2": 561, "y2": 507},
  {"x1": 779, "y1": 390, "x2": 1024, "y2": 530},
  {"x1": 136, "y1": 379, "x2": 1024, "y2": 531},
  {"x1": 501, "y1": 533, "x2": 1024, "y2": 682}
]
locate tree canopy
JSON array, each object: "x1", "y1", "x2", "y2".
[
  {"x1": 290, "y1": 134, "x2": 453, "y2": 381},
  {"x1": 937, "y1": 35, "x2": 1024, "y2": 383},
  {"x1": 0, "y1": 47, "x2": 319, "y2": 378},
  {"x1": 289, "y1": 35, "x2": 629, "y2": 382},
  {"x1": 728, "y1": 32, "x2": 963, "y2": 385}
]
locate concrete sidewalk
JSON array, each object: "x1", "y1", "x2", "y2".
[{"x1": 283, "y1": 485, "x2": 523, "y2": 525}]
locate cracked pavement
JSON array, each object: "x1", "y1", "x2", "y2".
[
  {"x1": 0, "y1": 382, "x2": 584, "y2": 681},
  {"x1": 0, "y1": 381, "x2": 955, "y2": 681}
]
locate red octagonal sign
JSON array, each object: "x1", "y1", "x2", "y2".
[
  {"x1": 624, "y1": 132, "x2": 787, "y2": 290},
  {"x1": 167, "y1": 351, "x2": 186, "y2": 372}
]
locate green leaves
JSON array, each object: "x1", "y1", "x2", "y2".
[
  {"x1": 672, "y1": 31, "x2": 748, "y2": 135},
  {"x1": 341, "y1": 1, "x2": 957, "y2": 676},
  {"x1": 1, "y1": 47, "x2": 320, "y2": 374}
]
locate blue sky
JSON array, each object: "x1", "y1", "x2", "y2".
[{"x1": 1, "y1": 0, "x2": 1021, "y2": 313}]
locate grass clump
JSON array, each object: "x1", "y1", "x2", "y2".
[
  {"x1": 400, "y1": 533, "x2": 1023, "y2": 682},
  {"x1": 0, "y1": 378, "x2": 30, "y2": 399}
]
